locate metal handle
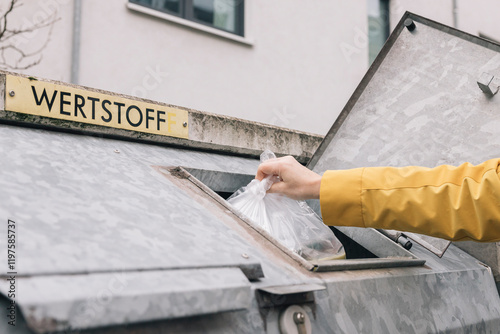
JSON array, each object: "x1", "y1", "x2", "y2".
[
  {"x1": 279, "y1": 305, "x2": 312, "y2": 334},
  {"x1": 293, "y1": 312, "x2": 307, "y2": 334}
]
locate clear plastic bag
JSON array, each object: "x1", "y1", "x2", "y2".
[{"x1": 228, "y1": 150, "x2": 345, "y2": 262}]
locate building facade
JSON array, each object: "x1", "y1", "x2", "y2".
[{"x1": 2, "y1": 0, "x2": 500, "y2": 135}]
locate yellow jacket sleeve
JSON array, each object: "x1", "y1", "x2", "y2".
[{"x1": 320, "y1": 158, "x2": 500, "y2": 242}]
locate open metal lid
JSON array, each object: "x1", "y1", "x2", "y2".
[{"x1": 309, "y1": 12, "x2": 500, "y2": 256}]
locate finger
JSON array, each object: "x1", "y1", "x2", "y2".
[{"x1": 255, "y1": 160, "x2": 280, "y2": 181}]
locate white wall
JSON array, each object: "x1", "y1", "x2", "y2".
[
  {"x1": 458, "y1": 0, "x2": 500, "y2": 42},
  {"x1": 4, "y1": 0, "x2": 500, "y2": 135},
  {"x1": 1, "y1": 0, "x2": 74, "y2": 82},
  {"x1": 390, "y1": 0, "x2": 454, "y2": 30},
  {"x1": 390, "y1": 0, "x2": 500, "y2": 43},
  {"x1": 2, "y1": 0, "x2": 369, "y2": 135},
  {"x1": 9, "y1": 1, "x2": 500, "y2": 135},
  {"x1": 75, "y1": 0, "x2": 369, "y2": 135}
]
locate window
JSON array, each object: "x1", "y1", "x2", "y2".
[
  {"x1": 130, "y1": 0, "x2": 245, "y2": 36},
  {"x1": 367, "y1": 0, "x2": 390, "y2": 65}
]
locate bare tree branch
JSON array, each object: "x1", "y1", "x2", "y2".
[
  {"x1": 0, "y1": 0, "x2": 59, "y2": 70},
  {"x1": 0, "y1": 0, "x2": 18, "y2": 40}
]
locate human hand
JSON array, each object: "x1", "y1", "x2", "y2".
[{"x1": 255, "y1": 156, "x2": 321, "y2": 200}]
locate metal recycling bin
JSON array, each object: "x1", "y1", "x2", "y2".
[{"x1": 1, "y1": 12, "x2": 500, "y2": 334}]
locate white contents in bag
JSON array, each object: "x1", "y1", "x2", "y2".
[{"x1": 228, "y1": 150, "x2": 345, "y2": 262}]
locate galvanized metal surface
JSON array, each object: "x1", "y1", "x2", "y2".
[
  {"x1": 309, "y1": 12, "x2": 500, "y2": 261},
  {"x1": 0, "y1": 126, "x2": 312, "y2": 280},
  {"x1": 0, "y1": 125, "x2": 264, "y2": 277},
  {"x1": 315, "y1": 242, "x2": 500, "y2": 333},
  {"x1": 15, "y1": 268, "x2": 252, "y2": 332},
  {"x1": 323, "y1": 260, "x2": 500, "y2": 333},
  {"x1": 309, "y1": 15, "x2": 500, "y2": 172},
  {"x1": 0, "y1": 124, "x2": 313, "y2": 332},
  {"x1": 455, "y1": 240, "x2": 500, "y2": 281},
  {"x1": 1, "y1": 124, "x2": 500, "y2": 334}
]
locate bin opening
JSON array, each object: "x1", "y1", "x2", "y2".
[
  {"x1": 169, "y1": 166, "x2": 425, "y2": 271},
  {"x1": 212, "y1": 191, "x2": 234, "y2": 200},
  {"x1": 184, "y1": 167, "x2": 376, "y2": 260},
  {"x1": 183, "y1": 167, "x2": 254, "y2": 199},
  {"x1": 330, "y1": 228, "x2": 377, "y2": 259}
]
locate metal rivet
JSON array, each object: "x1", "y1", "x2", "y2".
[
  {"x1": 293, "y1": 312, "x2": 305, "y2": 324},
  {"x1": 9, "y1": 90, "x2": 15, "y2": 97},
  {"x1": 404, "y1": 18, "x2": 416, "y2": 32},
  {"x1": 241, "y1": 253, "x2": 249, "y2": 259},
  {"x1": 114, "y1": 149, "x2": 120, "y2": 153},
  {"x1": 183, "y1": 122, "x2": 188, "y2": 127}
]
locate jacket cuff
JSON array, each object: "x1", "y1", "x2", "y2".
[{"x1": 320, "y1": 168, "x2": 365, "y2": 228}]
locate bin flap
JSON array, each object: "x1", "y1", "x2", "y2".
[
  {"x1": 308, "y1": 12, "x2": 500, "y2": 255},
  {"x1": 0, "y1": 128, "x2": 265, "y2": 279}
]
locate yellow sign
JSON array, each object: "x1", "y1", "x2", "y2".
[{"x1": 4, "y1": 75, "x2": 189, "y2": 139}]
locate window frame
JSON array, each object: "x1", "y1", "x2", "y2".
[
  {"x1": 129, "y1": 0, "x2": 246, "y2": 39},
  {"x1": 184, "y1": 0, "x2": 245, "y2": 37},
  {"x1": 129, "y1": 0, "x2": 184, "y2": 17}
]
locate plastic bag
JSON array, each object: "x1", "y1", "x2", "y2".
[{"x1": 228, "y1": 150, "x2": 345, "y2": 262}]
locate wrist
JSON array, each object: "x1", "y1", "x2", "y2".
[{"x1": 307, "y1": 174, "x2": 322, "y2": 199}]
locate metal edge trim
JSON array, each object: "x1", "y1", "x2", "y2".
[
  {"x1": 408, "y1": 12, "x2": 500, "y2": 53},
  {"x1": 257, "y1": 283, "x2": 326, "y2": 295},
  {"x1": 313, "y1": 258, "x2": 426, "y2": 272}
]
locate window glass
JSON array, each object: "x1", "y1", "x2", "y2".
[
  {"x1": 130, "y1": 0, "x2": 244, "y2": 36},
  {"x1": 368, "y1": 0, "x2": 390, "y2": 65},
  {"x1": 193, "y1": 0, "x2": 241, "y2": 34},
  {"x1": 133, "y1": 0, "x2": 181, "y2": 15}
]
